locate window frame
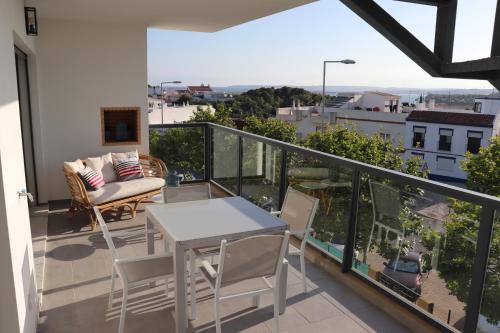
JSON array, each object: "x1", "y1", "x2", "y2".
[
  {"x1": 412, "y1": 126, "x2": 426, "y2": 148},
  {"x1": 436, "y1": 155, "x2": 456, "y2": 171},
  {"x1": 438, "y1": 128, "x2": 453, "y2": 151},
  {"x1": 466, "y1": 130, "x2": 483, "y2": 154},
  {"x1": 101, "y1": 106, "x2": 141, "y2": 146}
]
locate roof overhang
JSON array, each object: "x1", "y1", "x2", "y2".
[{"x1": 28, "y1": 0, "x2": 317, "y2": 32}]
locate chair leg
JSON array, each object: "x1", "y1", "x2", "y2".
[
  {"x1": 273, "y1": 290, "x2": 280, "y2": 333},
  {"x1": 88, "y1": 210, "x2": 97, "y2": 230},
  {"x1": 190, "y1": 251, "x2": 197, "y2": 319},
  {"x1": 300, "y1": 253, "x2": 307, "y2": 294},
  {"x1": 214, "y1": 298, "x2": 222, "y2": 333},
  {"x1": 118, "y1": 285, "x2": 128, "y2": 333},
  {"x1": 108, "y1": 266, "x2": 116, "y2": 309}
]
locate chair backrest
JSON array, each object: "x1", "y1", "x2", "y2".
[
  {"x1": 369, "y1": 180, "x2": 401, "y2": 220},
  {"x1": 217, "y1": 231, "x2": 289, "y2": 288},
  {"x1": 164, "y1": 183, "x2": 212, "y2": 203},
  {"x1": 93, "y1": 207, "x2": 119, "y2": 259},
  {"x1": 279, "y1": 187, "x2": 319, "y2": 237}
]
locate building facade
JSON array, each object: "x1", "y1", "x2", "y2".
[{"x1": 404, "y1": 110, "x2": 497, "y2": 182}]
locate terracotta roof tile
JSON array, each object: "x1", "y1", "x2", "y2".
[{"x1": 407, "y1": 111, "x2": 495, "y2": 128}]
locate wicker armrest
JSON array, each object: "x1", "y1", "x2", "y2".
[
  {"x1": 63, "y1": 167, "x2": 91, "y2": 207},
  {"x1": 139, "y1": 154, "x2": 167, "y2": 179}
]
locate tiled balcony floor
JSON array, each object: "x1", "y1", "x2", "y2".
[{"x1": 38, "y1": 201, "x2": 413, "y2": 333}]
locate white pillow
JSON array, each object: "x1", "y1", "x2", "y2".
[
  {"x1": 63, "y1": 159, "x2": 85, "y2": 173},
  {"x1": 111, "y1": 150, "x2": 139, "y2": 162},
  {"x1": 85, "y1": 153, "x2": 117, "y2": 183}
]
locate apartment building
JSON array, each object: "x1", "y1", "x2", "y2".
[{"x1": 404, "y1": 111, "x2": 497, "y2": 182}]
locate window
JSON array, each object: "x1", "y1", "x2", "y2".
[
  {"x1": 412, "y1": 126, "x2": 426, "y2": 148},
  {"x1": 380, "y1": 132, "x2": 391, "y2": 141},
  {"x1": 438, "y1": 129, "x2": 453, "y2": 151},
  {"x1": 473, "y1": 102, "x2": 482, "y2": 113},
  {"x1": 467, "y1": 131, "x2": 483, "y2": 154},
  {"x1": 436, "y1": 156, "x2": 455, "y2": 171},
  {"x1": 411, "y1": 152, "x2": 425, "y2": 159},
  {"x1": 101, "y1": 107, "x2": 141, "y2": 145}
]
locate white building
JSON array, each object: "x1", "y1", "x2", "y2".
[
  {"x1": 148, "y1": 104, "x2": 214, "y2": 124},
  {"x1": 404, "y1": 110, "x2": 497, "y2": 182},
  {"x1": 276, "y1": 93, "x2": 407, "y2": 143},
  {"x1": 356, "y1": 91, "x2": 401, "y2": 113}
]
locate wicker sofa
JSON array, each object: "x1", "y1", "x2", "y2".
[{"x1": 63, "y1": 154, "x2": 167, "y2": 229}]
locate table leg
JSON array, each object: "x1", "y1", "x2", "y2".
[{"x1": 174, "y1": 243, "x2": 187, "y2": 333}]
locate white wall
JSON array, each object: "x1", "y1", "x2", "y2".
[
  {"x1": 148, "y1": 105, "x2": 213, "y2": 124},
  {"x1": 0, "y1": 0, "x2": 38, "y2": 332},
  {"x1": 335, "y1": 109, "x2": 407, "y2": 145},
  {"x1": 36, "y1": 19, "x2": 148, "y2": 201},
  {"x1": 404, "y1": 121, "x2": 494, "y2": 181}
]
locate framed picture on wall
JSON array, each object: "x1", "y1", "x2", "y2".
[{"x1": 24, "y1": 7, "x2": 38, "y2": 36}]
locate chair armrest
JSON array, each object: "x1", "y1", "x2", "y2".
[{"x1": 201, "y1": 260, "x2": 218, "y2": 279}]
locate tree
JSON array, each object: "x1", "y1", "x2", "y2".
[
  {"x1": 303, "y1": 125, "x2": 428, "y2": 263},
  {"x1": 176, "y1": 94, "x2": 192, "y2": 105},
  {"x1": 189, "y1": 104, "x2": 234, "y2": 127},
  {"x1": 227, "y1": 86, "x2": 323, "y2": 118},
  {"x1": 244, "y1": 116, "x2": 297, "y2": 143},
  {"x1": 438, "y1": 136, "x2": 500, "y2": 325}
]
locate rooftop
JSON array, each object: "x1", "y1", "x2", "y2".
[{"x1": 406, "y1": 110, "x2": 495, "y2": 127}]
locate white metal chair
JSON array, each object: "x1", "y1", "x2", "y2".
[
  {"x1": 271, "y1": 187, "x2": 319, "y2": 293},
  {"x1": 197, "y1": 231, "x2": 290, "y2": 333},
  {"x1": 163, "y1": 182, "x2": 212, "y2": 203},
  {"x1": 94, "y1": 207, "x2": 177, "y2": 333}
]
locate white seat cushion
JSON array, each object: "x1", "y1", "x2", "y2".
[{"x1": 87, "y1": 177, "x2": 165, "y2": 204}]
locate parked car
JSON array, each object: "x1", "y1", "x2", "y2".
[{"x1": 380, "y1": 252, "x2": 425, "y2": 301}]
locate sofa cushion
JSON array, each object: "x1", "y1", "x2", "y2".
[
  {"x1": 87, "y1": 177, "x2": 165, "y2": 204},
  {"x1": 63, "y1": 159, "x2": 85, "y2": 173},
  {"x1": 85, "y1": 153, "x2": 117, "y2": 183},
  {"x1": 112, "y1": 150, "x2": 144, "y2": 181},
  {"x1": 77, "y1": 166, "x2": 105, "y2": 191}
]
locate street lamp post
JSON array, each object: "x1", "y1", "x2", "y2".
[
  {"x1": 160, "y1": 80, "x2": 182, "y2": 124},
  {"x1": 321, "y1": 59, "x2": 356, "y2": 132}
]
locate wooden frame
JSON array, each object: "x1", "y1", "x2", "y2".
[
  {"x1": 101, "y1": 107, "x2": 141, "y2": 146},
  {"x1": 63, "y1": 154, "x2": 166, "y2": 230}
]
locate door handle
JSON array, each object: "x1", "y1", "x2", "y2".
[{"x1": 18, "y1": 189, "x2": 34, "y2": 202}]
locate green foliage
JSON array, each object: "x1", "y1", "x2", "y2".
[
  {"x1": 438, "y1": 136, "x2": 500, "y2": 324},
  {"x1": 176, "y1": 94, "x2": 192, "y2": 105},
  {"x1": 244, "y1": 116, "x2": 297, "y2": 143},
  {"x1": 462, "y1": 136, "x2": 500, "y2": 196},
  {"x1": 228, "y1": 86, "x2": 323, "y2": 118},
  {"x1": 189, "y1": 105, "x2": 235, "y2": 127},
  {"x1": 149, "y1": 128, "x2": 204, "y2": 179}
]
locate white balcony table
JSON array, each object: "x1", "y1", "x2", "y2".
[{"x1": 145, "y1": 196, "x2": 289, "y2": 333}]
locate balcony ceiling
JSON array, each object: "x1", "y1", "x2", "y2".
[{"x1": 28, "y1": 0, "x2": 318, "y2": 32}]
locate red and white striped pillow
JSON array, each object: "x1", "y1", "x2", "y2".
[
  {"x1": 77, "y1": 166, "x2": 105, "y2": 191},
  {"x1": 113, "y1": 158, "x2": 144, "y2": 181}
]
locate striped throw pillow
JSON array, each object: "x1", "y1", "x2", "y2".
[
  {"x1": 77, "y1": 166, "x2": 105, "y2": 191},
  {"x1": 113, "y1": 158, "x2": 144, "y2": 181}
]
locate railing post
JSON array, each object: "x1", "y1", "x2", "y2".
[
  {"x1": 463, "y1": 206, "x2": 496, "y2": 333},
  {"x1": 204, "y1": 124, "x2": 212, "y2": 182},
  {"x1": 236, "y1": 135, "x2": 243, "y2": 196},
  {"x1": 278, "y1": 149, "x2": 288, "y2": 209},
  {"x1": 343, "y1": 168, "x2": 361, "y2": 273}
]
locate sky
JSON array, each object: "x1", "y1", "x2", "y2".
[{"x1": 147, "y1": 0, "x2": 498, "y2": 90}]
